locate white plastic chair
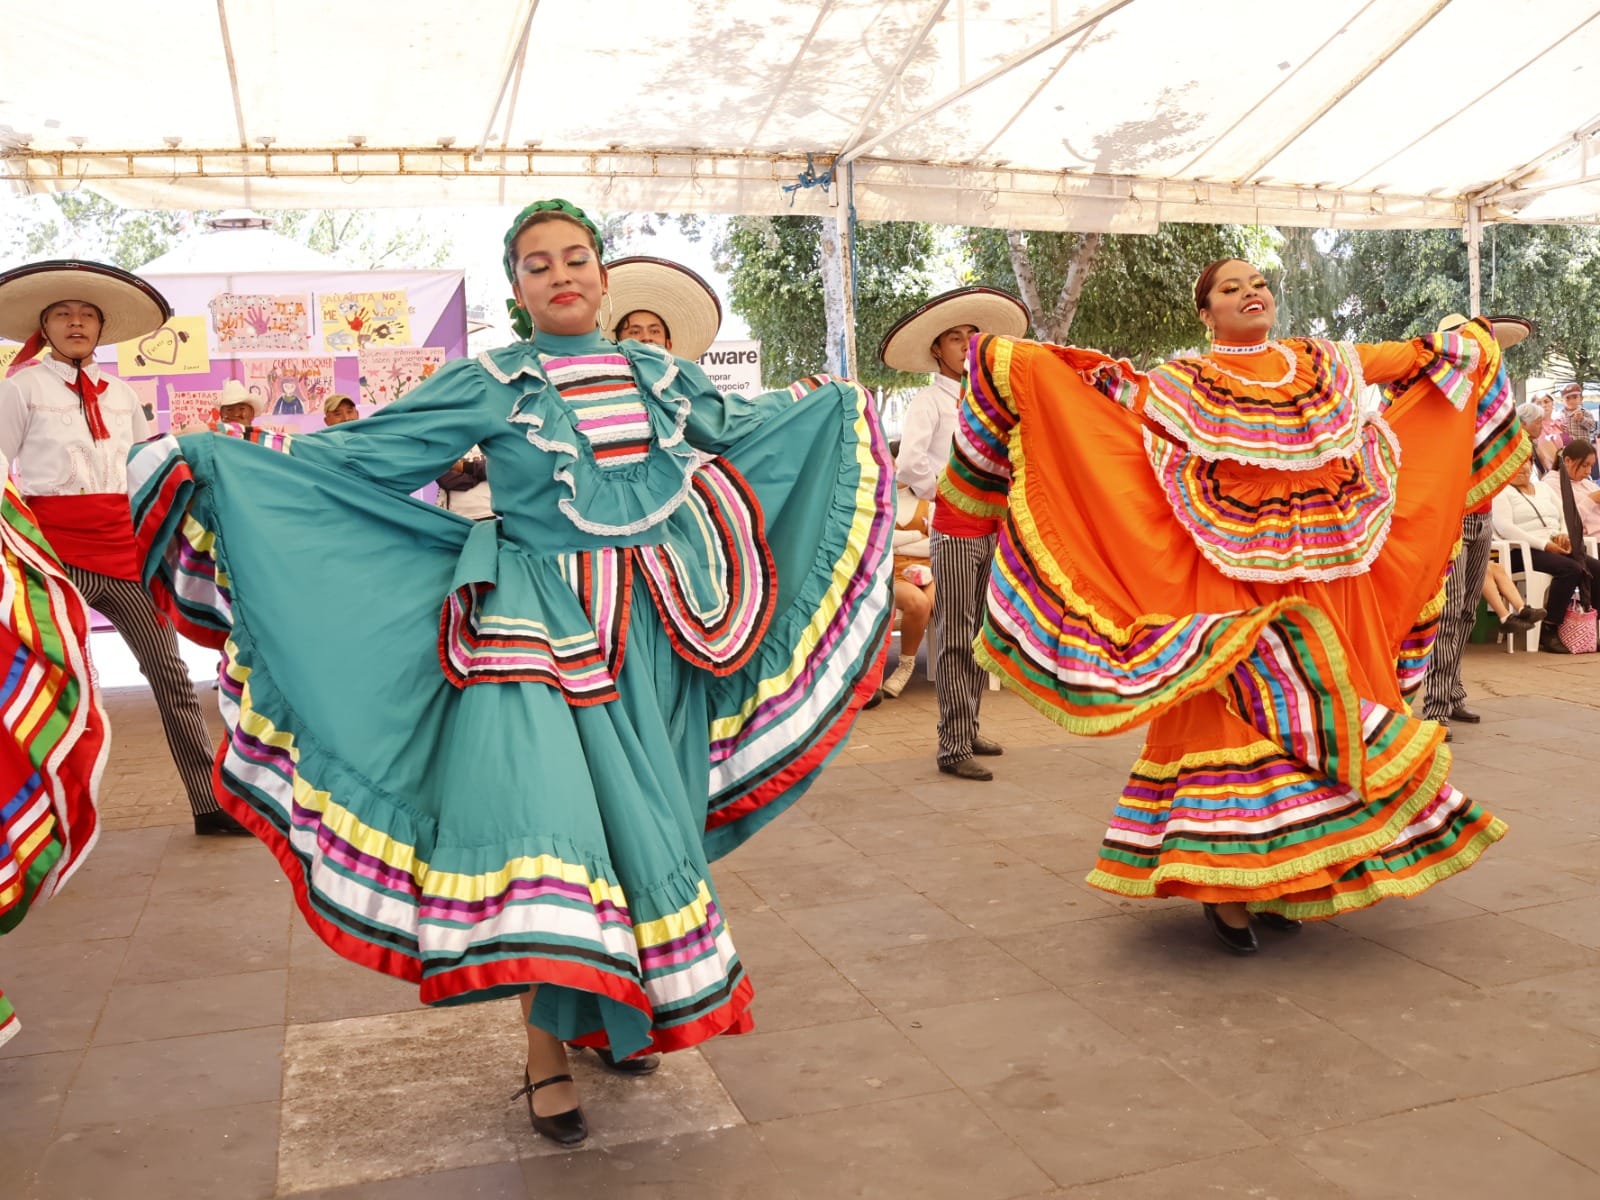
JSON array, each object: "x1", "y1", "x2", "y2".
[{"x1": 1491, "y1": 538, "x2": 1548, "y2": 652}]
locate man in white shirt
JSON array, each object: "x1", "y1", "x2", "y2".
[
  {"x1": 0, "y1": 260, "x2": 242, "y2": 835},
  {"x1": 880, "y1": 287, "x2": 1029, "y2": 780}
]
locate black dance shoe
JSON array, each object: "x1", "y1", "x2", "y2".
[
  {"x1": 193, "y1": 810, "x2": 250, "y2": 836},
  {"x1": 970, "y1": 735, "x2": 1004, "y2": 757},
  {"x1": 511, "y1": 1070, "x2": 588, "y2": 1147},
  {"x1": 577, "y1": 1043, "x2": 661, "y2": 1075},
  {"x1": 1202, "y1": 903, "x2": 1259, "y2": 954},
  {"x1": 1252, "y1": 910, "x2": 1303, "y2": 933}
]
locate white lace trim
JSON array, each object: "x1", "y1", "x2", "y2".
[
  {"x1": 1146, "y1": 342, "x2": 1369, "y2": 471},
  {"x1": 557, "y1": 467, "x2": 698, "y2": 536},
  {"x1": 481, "y1": 344, "x2": 700, "y2": 538},
  {"x1": 1201, "y1": 341, "x2": 1297, "y2": 387},
  {"x1": 1141, "y1": 413, "x2": 1400, "y2": 583}
]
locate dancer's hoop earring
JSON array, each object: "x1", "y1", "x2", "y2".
[{"x1": 598, "y1": 292, "x2": 614, "y2": 334}]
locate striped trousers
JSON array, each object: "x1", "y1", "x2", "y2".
[
  {"x1": 931, "y1": 531, "x2": 996, "y2": 764},
  {"x1": 1421, "y1": 512, "x2": 1493, "y2": 721},
  {"x1": 67, "y1": 566, "x2": 221, "y2": 816}
]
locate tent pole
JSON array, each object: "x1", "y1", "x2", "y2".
[
  {"x1": 820, "y1": 163, "x2": 858, "y2": 378},
  {"x1": 1465, "y1": 202, "x2": 1483, "y2": 314}
]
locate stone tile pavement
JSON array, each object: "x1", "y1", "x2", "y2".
[{"x1": 3, "y1": 643, "x2": 1598, "y2": 1198}]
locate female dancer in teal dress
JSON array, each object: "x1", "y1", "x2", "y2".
[{"x1": 129, "y1": 200, "x2": 892, "y2": 1146}]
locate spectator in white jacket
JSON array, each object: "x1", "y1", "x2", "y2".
[{"x1": 1493, "y1": 457, "x2": 1599, "y2": 652}]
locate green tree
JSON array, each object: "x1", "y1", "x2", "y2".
[
  {"x1": 264, "y1": 210, "x2": 454, "y2": 269},
  {"x1": 715, "y1": 215, "x2": 938, "y2": 390},
  {"x1": 1316, "y1": 223, "x2": 1600, "y2": 385},
  {"x1": 964, "y1": 223, "x2": 1277, "y2": 365},
  {"x1": 1325, "y1": 228, "x2": 1468, "y2": 343},
  {"x1": 1483, "y1": 223, "x2": 1600, "y2": 386},
  {"x1": 17, "y1": 193, "x2": 190, "y2": 270}
]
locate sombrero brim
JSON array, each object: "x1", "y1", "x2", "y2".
[
  {"x1": 0, "y1": 260, "x2": 171, "y2": 347},
  {"x1": 606, "y1": 257, "x2": 723, "y2": 360},
  {"x1": 879, "y1": 287, "x2": 1030, "y2": 374},
  {"x1": 1437, "y1": 312, "x2": 1532, "y2": 351}
]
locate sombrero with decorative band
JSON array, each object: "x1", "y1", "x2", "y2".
[
  {"x1": 606, "y1": 256, "x2": 724, "y2": 360},
  {"x1": 1437, "y1": 312, "x2": 1532, "y2": 350},
  {"x1": 0, "y1": 259, "x2": 171, "y2": 349},
  {"x1": 879, "y1": 286, "x2": 1030, "y2": 374}
]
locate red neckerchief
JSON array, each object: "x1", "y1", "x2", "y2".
[{"x1": 69, "y1": 365, "x2": 112, "y2": 441}]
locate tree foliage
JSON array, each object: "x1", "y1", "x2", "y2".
[
  {"x1": 964, "y1": 223, "x2": 1276, "y2": 365},
  {"x1": 262, "y1": 210, "x2": 454, "y2": 269},
  {"x1": 1285, "y1": 224, "x2": 1600, "y2": 385},
  {"x1": 715, "y1": 215, "x2": 938, "y2": 389},
  {"x1": 17, "y1": 193, "x2": 189, "y2": 270},
  {"x1": 5, "y1": 193, "x2": 455, "y2": 273}
]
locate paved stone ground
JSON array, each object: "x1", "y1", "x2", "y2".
[{"x1": 3, "y1": 642, "x2": 1599, "y2": 1199}]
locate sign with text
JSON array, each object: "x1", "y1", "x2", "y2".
[
  {"x1": 320, "y1": 289, "x2": 410, "y2": 352},
  {"x1": 117, "y1": 316, "x2": 210, "y2": 376},
  {"x1": 358, "y1": 345, "x2": 446, "y2": 406},
  {"x1": 697, "y1": 339, "x2": 762, "y2": 396},
  {"x1": 209, "y1": 293, "x2": 311, "y2": 352}
]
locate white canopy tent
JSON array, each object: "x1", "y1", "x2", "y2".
[{"x1": 4, "y1": 0, "x2": 1599, "y2": 363}]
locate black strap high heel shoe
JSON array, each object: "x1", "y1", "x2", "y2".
[
  {"x1": 510, "y1": 1070, "x2": 588, "y2": 1146},
  {"x1": 1252, "y1": 909, "x2": 1303, "y2": 933},
  {"x1": 1202, "y1": 903, "x2": 1259, "y2": 954},
  {"x1": 582, "y1": 1043, "x2": 660, "y2": 1076}
]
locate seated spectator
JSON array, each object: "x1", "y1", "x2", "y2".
[
  {"x1": 1480, "y1": 559, "x2": 1544, "y2": 635},
  {"x1": 883, "y1": 486, "x2": 934, "y2": 698},
  {"x1": 217, "y1": 378, "x2": 262, "y2": 428},
  {"x1": 1516, "y1": 401, "x2": 1558, "y2": 477},
  {"x1": 1493, "y1": 458, "x2": 1600, "y2": 653},
  {"x1": 323, "y1": 394, "x2": 359, "y2": 426},
  {"x1": 1540, "y1": 438, "x2": 1600, "y2": 538},
  {"x1": 437, "y1": 447, "x2": 494, "y2": 520}
]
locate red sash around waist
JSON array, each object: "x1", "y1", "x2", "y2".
[{"x1": 24, "y1": 493, "x2": 141, "y2": 581}]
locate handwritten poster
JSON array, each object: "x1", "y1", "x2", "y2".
[
  {"x1": 117, "y1": 316, "x2": 210, "y2": 375},
  {"x1": 209, "y1": 293, "x2": 311, "y2": 352},
  {"x1": 243, "y1": 356, "x2": 337, "y2": 418},
  {"x1": 0, "y1": 343, "x2": 20, "y2": 372},
  {"x1": 169, "y1": 389, "x2": 221, "y2": 430},
  {"x1": 358, "y1": 346, "x2": 446, "y2": 406},
  {"x1": 320, "y1": 289, "x2": 410, "y2": 352}
]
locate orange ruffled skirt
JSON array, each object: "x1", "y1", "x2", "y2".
[{"x1": 943, "y1": 332, "x2": 1524, "y2": 918}]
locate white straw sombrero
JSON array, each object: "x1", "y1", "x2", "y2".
[
  {"x1": 1437, "y1": 312, "x2": 1532, "y2": 350},
  {"x1": 606, "y1": 257, "x2": 723, "y2": 360},
  {"x1": 0, "y1": 259, "x2": 171, "y2": 347},
  {"x1": 879, "y1": 286, "x2": 1030, "y2": 374}
]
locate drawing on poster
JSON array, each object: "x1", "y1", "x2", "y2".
[
  {"x1": 358, "y1": 346, "x2": 446, "y2": 406},
  {"x1": 118, "y1": 316, "x2": 210, "y2": 375},
  {"x1": 321, "y1": 290, "x2": 409, "y2": 351},
  {"x1": 127, "y1": 379, "x2": 160, "y2": 426},
  {"x1": 169, "y1": 389, "x2": 221, "y2": 430},
  {"x1": 210, "y1": 293, "x2": 311, "y2": 352},
  {"x1": 243, "y1": 357, "x2": 337, "y2": 417}
]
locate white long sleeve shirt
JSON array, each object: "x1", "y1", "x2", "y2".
[
  {"x1": 0, "y1": 358, "x2": 150, "y2": 495},
  {"x1": 893, "y1": 374, "x2": 962, "y2": 502},
  {"x1": 1492, "y1": 484, "x2": 1566, "y2": 549},
  {"x1": 1538, "y1": 468, "x2": 1600, "y2": 538}
]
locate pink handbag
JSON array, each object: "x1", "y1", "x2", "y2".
[{"x1": 1558, "y1": 600, "x2": 1598, "y2": 654}]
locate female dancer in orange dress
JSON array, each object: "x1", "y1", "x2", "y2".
[{"x1": 943, "y1": 260, "x2": 1526, "y2": 953}]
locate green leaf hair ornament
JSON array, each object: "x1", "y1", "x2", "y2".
[{"x1": 501, "y1": 199, "x2": 605, "y2": 341}]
